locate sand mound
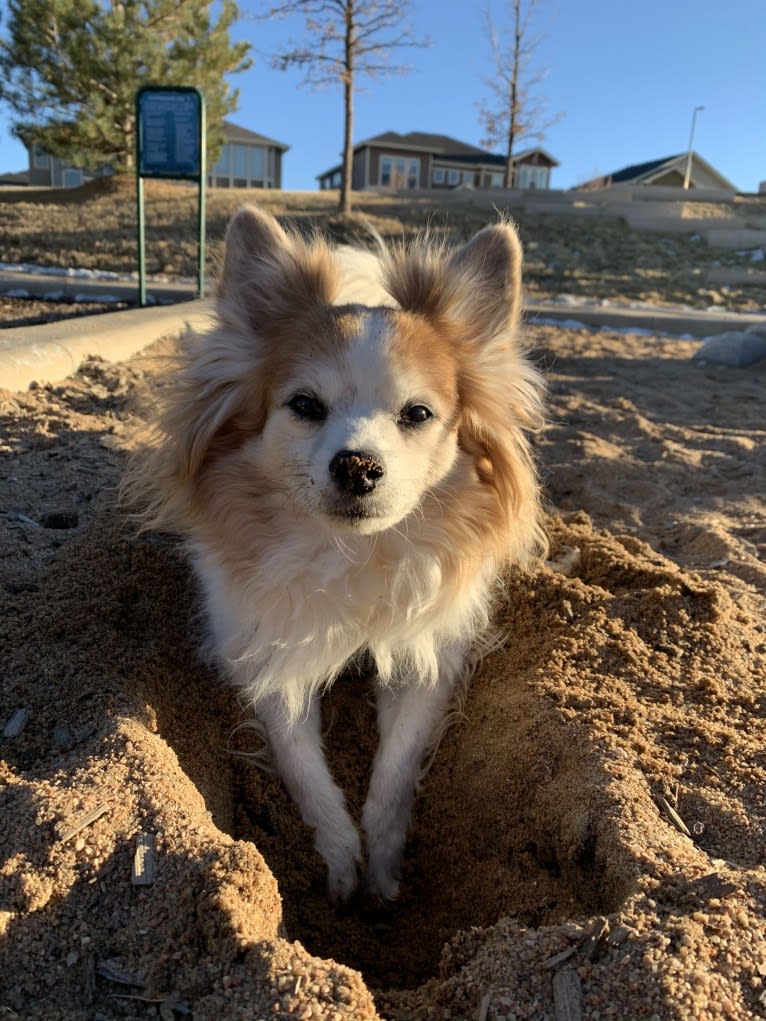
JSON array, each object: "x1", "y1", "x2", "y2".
[{"x1": 2, "y1": 330, "x2": 765, "y2": 1019}]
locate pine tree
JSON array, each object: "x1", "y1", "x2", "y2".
[{"x1": 0, "y1": 0, "x2": 251, "y2": 172}]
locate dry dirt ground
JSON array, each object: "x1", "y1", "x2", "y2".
[{"x1": 1, "y1": 187, "x2": 766, "y2": 1020}]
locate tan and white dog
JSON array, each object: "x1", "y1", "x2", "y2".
[{"x1": 130, "y1": 206, "x2": 545, "y2": 902}]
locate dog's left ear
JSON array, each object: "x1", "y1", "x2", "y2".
[
  {"x1": 446, "y1": 223, "x2": 523, "y2": 338},
  {"x1": 384, "y1": 221, "x2": 523, "y2": 340}
]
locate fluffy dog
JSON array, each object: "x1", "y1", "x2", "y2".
[{"x1": 130, "y1": 205, "x2": 545, "y2": 902}]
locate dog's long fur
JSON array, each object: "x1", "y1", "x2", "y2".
[{"x1": 126, "y1": 206, "x2": 546, "y2": 901}]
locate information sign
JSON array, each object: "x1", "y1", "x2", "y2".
[
  {"x1": 135, "y1": 86, "x2": 206, "y2": 305},
  {"x1": 137, "y1": 88, "x2": 202, "y2": 178}
]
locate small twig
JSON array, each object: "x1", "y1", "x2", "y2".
[
  {"x1": 84, "y1": 950, "x2": 96, "y2": 1005},
  {"x1": 657, "y1": 795, "x2": 692, "y2": 837},
  {"x1": 59, "y1": 804, "x2": 109, "y2": 843}
]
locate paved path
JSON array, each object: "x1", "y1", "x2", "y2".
[
  {"x1": 0, "y1": 267, "x2": 199, "y2": 304},
  {"x1": 524, "y1": 301, "x2": 766, "y2": 339}
]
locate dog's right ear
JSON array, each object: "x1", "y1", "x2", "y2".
[
  {"x1": 220, "y1": 205, "x2": 287, "y2": 289},
  {"x1": 218, "y1": 205, "x2": 339, "y2": 330}
]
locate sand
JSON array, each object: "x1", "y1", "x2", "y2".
[{"x1": 1, "y1": 321, "x2": 766, "y2": 1020}]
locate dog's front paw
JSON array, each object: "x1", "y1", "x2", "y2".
[
  {"x1": 363, "y1": 803, "x2": 408, "y2": 902},
  {"x1": 364, "y1": 829, "x2": 405, "y2": 902},
  {"x1": 364, "y1": 859, "x2": 401, "y2": 903},
  {"x1": 316, "y1": 824, "x2": 363, "y2": 904}
]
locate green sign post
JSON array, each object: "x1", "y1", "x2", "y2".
[{"x1": 135, "y1": 86, "x2": 206, "y2": 306}]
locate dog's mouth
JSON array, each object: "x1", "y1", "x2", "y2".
[
  {"x1": 325, "y1": 495, "x2": 394, "y2": 530},
  {"x1": 329, "y1": 504, "x2": 380, "y2": 524}
]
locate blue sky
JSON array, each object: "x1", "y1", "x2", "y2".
[{"x1": 1, "y1": 0, "x2": 764, "y2": 193}]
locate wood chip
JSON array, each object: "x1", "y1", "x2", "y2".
[
  {"x1": 689, "y1": 872, "x2": 739, "y2": 900},
  {"x1": 657, "y1": 795, "x2": 692, "y2": 837},
  {"x1": 96, "y1": 959, "x2": 146, "y2": 988},
  {"x1": 3, "y1": 708, "x2": 30, "y2": 738},
  {"x1": 605, "y1": 925, "x2": 630, "y2": 947},
  {"x1": 131, "y1": 833, "x2": 155, "y2": 886},
  {"x1": 52, "y1": 724, "x2": 73, "y2": 750},
  {"x1": 553, "y1": 967, "x2": 583, "y2": 1021},
  {"x1": 58, "y1": 804, "x2": 109, "y2": 843},
  {"x1": 476, "y1": 990, "x2": 492, "y2": 1021},
  {"x1": 580, "y1": 916, "x2": 607, "y2": 960},
  {"x1": 544, "y1": 945, "x2": 578, "y2": 970}
]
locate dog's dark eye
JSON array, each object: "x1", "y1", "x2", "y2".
[
  {"x1": 399, "y1": 403, "x2": 433, "y2": 427},
  {"x1": 287, "y1": 393, "x2": 327, "y2": 422}
]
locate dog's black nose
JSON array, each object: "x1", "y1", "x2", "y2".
[{"x1": 329, "y1": 450, "x2": 385, "y2": 495}]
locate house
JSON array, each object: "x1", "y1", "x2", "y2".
[
  {"x1": 207, "y1": 121, "x2": 289, "y2": 189},
  {"x1": 316, "y1": 131, "x2": 558, "y2": 191},
  {"x1": 25, "y1": 143, "x2": 111, "y2": 188},
  {"x1": 0, "y1": 169, "x2": 29, "y2": 187},
  {"x1": 23, "y1": 120, "x2": 288, "y2": 189},
  {"x1": 582, "y1": 153, "x2": 735, "y2": 191}
]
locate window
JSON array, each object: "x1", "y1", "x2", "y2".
[
  {"x1": 490, "y1": 172, "x2": 504, "y2": 188},
  {"x1": 462, "y1": 170, "x2": 475, "y2": 186},
  {"x1": 379, "y1": 154, "x2": 420, "y2": 189},
  {"x1": 518, "y1": 164, "x2": 548, "y2": 190},
  {"x1": 447, "y1": 168, "x2": 460, "y2": 186},
  {"x1": 232, "y1": 144, "x2": 249, "y2": 179},
  {"x1": 212, "y1": 146, "x2": 230, "y2": 177},
  {"x1": 250, "y1": 146, "x2": 266, "y2": 181},
  {"x1": 432, "y1": 166, "x2": 445, "y2": 185},
  {"x1": 33, "y1": 146, "x2": 49, "y2": 170},
  {"x1": 62, "y1": 169, "x2": 82, "y2": 188}
]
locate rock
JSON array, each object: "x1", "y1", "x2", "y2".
[
  {"x1": 692, "y1": 331, "x2": 766, "y2": 368},
  {"x1": 745, "y1": 320, "x2": 766, "y2": 341}
]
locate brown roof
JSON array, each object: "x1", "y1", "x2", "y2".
[
  {"x1": 357, "y1": 131, "x2": 487, "y2": 156},
  {"x1": 222, "y1": 121, "x2": 289, "y2": 151}
]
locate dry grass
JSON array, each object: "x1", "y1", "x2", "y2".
[{"x1": 1, "y1": 176, "x2": 766, "y2": 310}]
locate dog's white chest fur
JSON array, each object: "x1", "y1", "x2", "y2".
[{"x1": 192, "y1": 505, "x2": 490, "y2": 720}]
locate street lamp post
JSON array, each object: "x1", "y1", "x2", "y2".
[{"x1": 683, "y1": 105, "x2": 704, "y2": 190}]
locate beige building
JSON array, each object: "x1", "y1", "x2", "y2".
[
  {"x1": 582, "y1": 152, "x2": 735, "y2": 190},
  {"x1": 23, "y1": 120, "x2": 288, "y2": 189},
  {"x1": 207, "y1": 122, "x2": 289, "y2": 189}
]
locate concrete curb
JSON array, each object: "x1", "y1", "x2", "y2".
[
  {"x1": 0, "y1": 298, "x2": 214, "y2": 392},
  {"x1": 525, "y1": 302, "x2": 766, "y2": 339},
  {"x1": 1, "y1": 296, "x2": 765, "y2": 394}
]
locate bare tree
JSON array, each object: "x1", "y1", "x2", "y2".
[
  {"x1": 263, "y1": 0, "x2": 427, "y2": 213},
  {"x1": 477, "y1": 0, "x2": 561, "y2": 188}
]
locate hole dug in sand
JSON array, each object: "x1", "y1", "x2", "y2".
[
  {"x1": 5, "y1": 509, "x2": 766, "y2": 1019},
  {"x1": 136, "y1": 517, "x2": 645, "y2": 994},
  {"x1": 229, "y1": 661, "x2": 633, "y2": 991}
]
